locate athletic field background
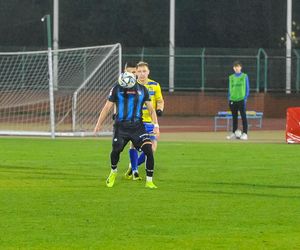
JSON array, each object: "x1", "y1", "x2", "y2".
[{"x1": 1, "y1": 131, "x2": 300, "y2": 249}]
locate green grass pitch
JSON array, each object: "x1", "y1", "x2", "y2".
[{"x1": 1, "y1": 137, "x2": 300, "y2": 249}]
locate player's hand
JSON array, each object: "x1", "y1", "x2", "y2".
[
  {"x1": 94, "y1": 125, "x2": 102, "y2": 135},
  {"x1": 156, "y1": 109, "x2": 163, "y2": 117},
  {"x1": 154, "y1": 127, "x2": 160, "y2": 138}
]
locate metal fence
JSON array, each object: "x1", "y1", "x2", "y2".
[
  {"x1": 1, "y1": 46, "x2": 299, "y2": 93},
  {"x1": 123, "y1": 47, "x2": 300, "y2": 93}
]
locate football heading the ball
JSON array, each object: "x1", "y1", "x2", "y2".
[{"x1": 118, "y1": 72, "x2": 136, "y2": 88}]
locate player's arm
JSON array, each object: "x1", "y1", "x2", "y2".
[
  {"x1": 155, "y1": 84, "x2": 164, "y2": 116},
  {"x1": 245, "y1": 75, "x2": 250, "y2": 101},
  {"x1": 156, "y1": 98, "x2": 164, "y2": 116},
  {"x1": 112, "y1": 103, "x2": 117, "y2": 120},
  {"x1": 94, "y1": 100, "x2": 114, "y2": 133},
  {"x1": 145, "y1": 100, "x2": 160, "y2": 136}
]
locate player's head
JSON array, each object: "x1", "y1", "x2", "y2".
[
  {"x1": 124, "y1": 61, "x2": 136, "y2": 75},
  {"x1": 233, "y1": 60, "x2": 242, "y2": 73},
  {"x1": 136, "y1": 61, "x2": 150, "y2": 83}
]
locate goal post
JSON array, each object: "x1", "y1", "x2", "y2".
[{"x1": 0, "y1": 43, "x2": 121, "y2": 137}]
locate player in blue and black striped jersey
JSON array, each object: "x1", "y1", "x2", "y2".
[{"x1": 94, "y1": 73, "x2": 160, "y2": 189}]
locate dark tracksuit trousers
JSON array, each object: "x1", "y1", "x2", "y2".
[{"x1": 229, "y1": 99, "x2": 248, "y2": 134}]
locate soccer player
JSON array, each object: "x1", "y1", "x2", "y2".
[
  {"x1": 227, "y1": 60, "x2": 249, "y2": 140},
  {"x1": 125, "y1": 61, "x2": 164, "y2": 180},
  {"x1": 94, "y1": 72, "x2": 160, "y2": 189}
]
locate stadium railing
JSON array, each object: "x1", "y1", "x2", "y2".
[{"x1": 123, "y1": 47, "x2": 300, "y2": 93}]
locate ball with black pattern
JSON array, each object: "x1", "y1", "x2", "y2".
[{"x1": 118, "y1": 72, "x2": 136, "y2": 88}]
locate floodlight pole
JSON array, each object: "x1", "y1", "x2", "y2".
[
  {"x1": 42, "y1": 14, "x2": 55, "y2": 139},
  {"x1": 169, "y1": 0, "x2": 175, "y2": 92},
  {"x1": 286, "y1": 0, "x2": 292, "y2": 94}
]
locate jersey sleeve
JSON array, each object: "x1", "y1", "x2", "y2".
[
  {"x1": 245, "y1": 75, "x2": 250, "y2": 99},
  {"x1": 154, "y1": 83, "x2": 163, "y2": 101},
  {"x1": 108, "y1": 86, "x2": 117, "y2": 102}
]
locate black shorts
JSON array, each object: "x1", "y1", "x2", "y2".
[{"x1": 112, "y1": 121, "x2": 151, "y2": 152}]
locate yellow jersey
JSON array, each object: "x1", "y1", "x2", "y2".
[{"x1": 139, "y1": 78, "x2": 163, "y2": 123}]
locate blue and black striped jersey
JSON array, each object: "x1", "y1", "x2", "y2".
[{"x1": 108, "y1": 83, "x2": 150, "y2": 122}]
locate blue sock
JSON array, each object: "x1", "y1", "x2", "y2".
[
  {"x1": 129, "y1": 149, "x2": 138, "y2": 172},
  {"x1": 137, "y1": 152, "x2": 146, "y2": 166}
]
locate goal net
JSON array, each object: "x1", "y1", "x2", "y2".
[{"x1": 0, "y1": 43, "x2": 121, "y2": 137}]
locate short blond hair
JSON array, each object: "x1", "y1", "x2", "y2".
[{"x1": 136, "y1": 61, "x2": 149, "y2": 69}]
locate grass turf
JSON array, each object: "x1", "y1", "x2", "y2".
[{"x1": 1, "y1": 137, "x2": 300, "y2": 249}]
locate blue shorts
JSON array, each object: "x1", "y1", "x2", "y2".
[{"x1": 144, "y1": 122, "x2": 157, "y2": 141}]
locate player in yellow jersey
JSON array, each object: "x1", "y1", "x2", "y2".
[{"x1": 125, "y1": 61, "x2": 164, "y2": 180}]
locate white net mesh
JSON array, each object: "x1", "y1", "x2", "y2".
[{"x1": 0, "y1": 44, "x2": 121, "y2": 136}]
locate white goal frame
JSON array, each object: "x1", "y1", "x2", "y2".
[{"x1": 0, "y1": 43, "x2": 121, "y2": 137}]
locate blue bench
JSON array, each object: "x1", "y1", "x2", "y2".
[{"x1": 214, "y1": 111, "x2": 263, "y2": 131}]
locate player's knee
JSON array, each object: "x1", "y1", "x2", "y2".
[
  {"x1": 112, "y1": 142, "x2": 124, "y2": 154},
  {"x1": 151, "y1": 141, "x2": 157, "y2": 152},
  {"x1": 141, "y1": 143, "x2": 153, "y2": 158}
]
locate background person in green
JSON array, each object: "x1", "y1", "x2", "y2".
[{"x1": 227, "y1": 61, "x2": 249, "y2": 140}]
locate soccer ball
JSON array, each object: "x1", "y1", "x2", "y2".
[
  {"x1": 234, "y1": 129, "x2": 242, "y2": 139},
  {"x1": 118, "y1": 72, "x2": 136, "y2": 88}
]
